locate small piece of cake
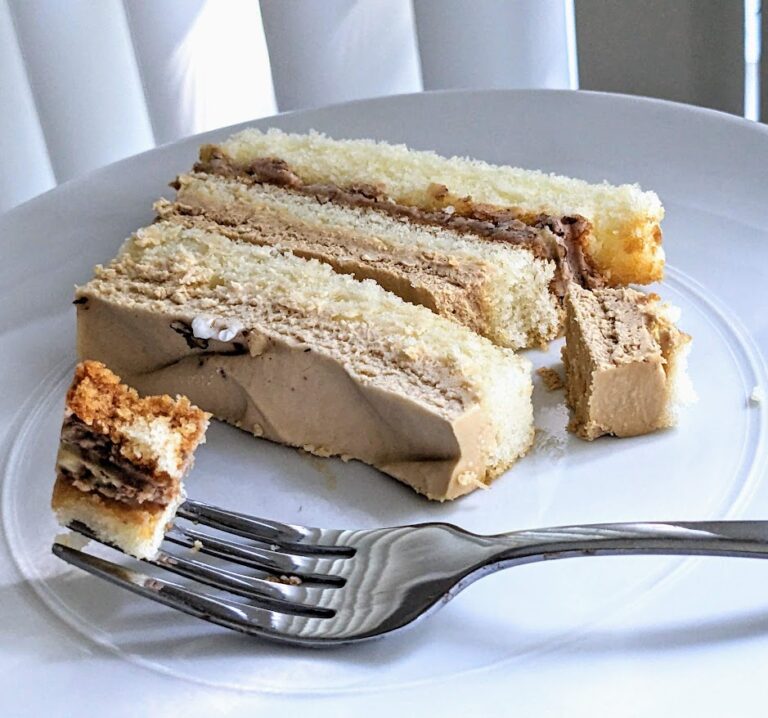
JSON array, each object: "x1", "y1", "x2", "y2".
[
  {"x1": 74, "y1": 221, "x2": 534, "y2": 501},
  {"x1": 536, "y1": 366, "x2": 565, "y2": 391},
  {"x1": 164, "y1": 128, "x2": 665, "y2": 348},
  {"x1": 52, "y1": 361, "x2": 210, "y2": 558},
  {"x1": 562, "y1": 285, "x2": 694, "y2": 440}
]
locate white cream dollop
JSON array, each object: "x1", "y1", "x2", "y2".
[{"x1": 191, "y1": 315, "x2": 244, "y2": 343}]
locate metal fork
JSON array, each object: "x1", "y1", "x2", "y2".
[{"x1": 52, "y1": 500, "x2": 768, "y2": 646}]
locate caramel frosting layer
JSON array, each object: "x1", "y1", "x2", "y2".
[
  {"x1": 57, "y1": 416, "x2": 175, "y2": 506},
  {"x1": 191, "y1": 149, "x2": 603, "y2": 296},
  {"x1": 157, "y1": 198, "x2": 492, "y2": 339},
  {"x1": 76, "y1": 296, "x2": 501, "y2": 501},
  {"x1": 562, "y1": 285, "x2": 691, "y2": 439}
]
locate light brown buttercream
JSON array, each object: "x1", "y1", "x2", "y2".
[
  {"x1": 156, "y1": 196, "x2": 492, "y2": 338},
  {"x1": 76, "y1": 296, "x2": 497, "y2": 500},
  {"x1": 562, "y1": 285, "x2": 689, "y2": 440}
]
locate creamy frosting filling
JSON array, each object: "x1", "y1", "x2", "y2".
[
  {"x1": 190, "y1": 151, "x2": 603, "y2": 296},
  {"x1": 157, "y1": 200, "x2": 492, "y2": 337},
  {"x1": 57, "y1": 416, "x2": 175, "y2": 505},
  {"x1": 562, "y1": 285, "x2": 687, "y2": 439},
  {"x1": 77, "y1": 296, "x2": 499, "y2": 500}
]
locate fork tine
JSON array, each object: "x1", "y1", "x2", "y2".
[
  {"x1": 178, "y1": 499, "x2": 303, "y2": 542},
  {"x1": 177, "y1": 500, "x2": 354, "y2": 556},
  {"x1": 52, "y1": 543, "x2": 333, "y2": 641},
  {"x1": 63, "y1": 522, "x2": 336, "y2": 615},
  {"x1": 149, "y1": 550, "x2": 334, "y2": 617},
  {"x1": 164, "y1": 526, "x2": 346, "y2": 586}
]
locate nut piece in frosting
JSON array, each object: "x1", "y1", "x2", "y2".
[{"x1": 562, "y1": 284, "x2": 694, "y2": 440}]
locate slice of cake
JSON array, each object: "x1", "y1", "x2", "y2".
[
  {"x1": 163, "y1": 128, "x2": 664, "y2": 349},
  {"x1": 74, "y1": 221, "x2": 534, "y2": 501},
  {"x1": 52, "y1": 361, "x2": 210, "y2": 558},
  {"x1": 562, "y1": 284, "x2": 694, "y2": 440},
  {"x1": 158, "y1": 177, "x2": 567, "y2": 350}
]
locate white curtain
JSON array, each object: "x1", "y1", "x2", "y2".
[{"x1": 0, "y1": 0, "x2": 576, "y2": 214}]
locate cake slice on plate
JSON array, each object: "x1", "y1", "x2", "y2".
[
  {"x1": 74, "y1": 221, "x2": 534, "y2": 501},
  {"x1": 52, "y1": 360, "x2": 210, "y2": 559},
  {"x1": 562, "y1": 284, "x2": 694, "y2": 440},
  {"x1": 161, "y1": 128, "x2": 665, "y2": 349}
]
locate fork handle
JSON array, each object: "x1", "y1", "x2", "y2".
[{"x1": 483, "y1": 521, "x2": 768, "y2": 566}]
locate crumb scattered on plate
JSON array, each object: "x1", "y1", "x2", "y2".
[
  {"x1": 749, "y1": 386, "x2": 764, "y2": 404},
  {"x1": 266, "y1": 574, "x2": 303, "y2": 586},
  {"x1": 536, "y1": 366, "x2": 564, "y2": 391}
]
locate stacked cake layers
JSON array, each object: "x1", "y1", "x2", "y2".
[
  {"x1": 52, "y1": 361, "x2": 210, "y2": 558},
  {"x1": 76, "y1": 222, "x2": 534, "y2": 500},
  {"x1": 69, "y1": 128, "x2": 681, "y2": 507},
  {"x1": 161, "y1": 128, "x2": 665, "y2": 349}
]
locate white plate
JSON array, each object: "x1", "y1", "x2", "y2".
[{"x1": 2, "y1": 90, "x2": 768, "y2": 716}]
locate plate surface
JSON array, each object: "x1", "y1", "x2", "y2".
[{"x1": 2, "y1": 90, "x2": 768, "y2": 716}]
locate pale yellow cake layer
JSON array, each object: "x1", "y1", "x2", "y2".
[{"x1": 212, "y1": 128, "x2": 665, "y2": 286}]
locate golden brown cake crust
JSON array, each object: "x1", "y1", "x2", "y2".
[{"x1": 66, "y1": 360, "x2": 209, "y2": 473}]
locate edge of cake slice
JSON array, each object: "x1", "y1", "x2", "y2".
[
  {"x1": 74, "y1": 221, "x2": 534, "y2": 501},
  {"x1": 52, "y1": 360, "x2": 210, "y2": 558},
  {"x1": 562, "y1": 284, "x2": 695, "y2": 440},
  {"x1": 198, "y1": 127, "x2": 665, "y2": 287}
]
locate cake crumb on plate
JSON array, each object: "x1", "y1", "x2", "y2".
[{"x1": 536, "y1": 366, "x2": 564, "y2": 391}]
